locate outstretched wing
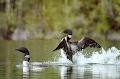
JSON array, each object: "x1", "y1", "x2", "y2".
[
  {"x1": 77, "y1": 37, "x2": 101, "y2": 50},
  {"x1": 53, "y1": 39, "x2": 66, "y2": 51}
]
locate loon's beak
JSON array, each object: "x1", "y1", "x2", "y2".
[
  {"x1": 15, "y1": 48, "x2": 21, "y2": 51},
  {"x1": 15, "y1": 48, "x2": 23, "y2": 53},
  {"x1": 15, "y1": 48, "x2": 19, "y2": 51}
]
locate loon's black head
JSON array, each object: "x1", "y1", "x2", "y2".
[
  {"x1": 63, "y1": 29, "x2": 72, "y2": 41},
  {"x1": 16, "y1": 47, "x2": 30, "y2": 62},
  {"x1": 63, "y1": 29, "x2": 72, "y2": 35},
  {"x1": 16, "y1": 47, "x2": 29, "y2": 55}
]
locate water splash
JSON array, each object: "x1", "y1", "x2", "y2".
[
  {"x1": 16, "y1": 47, "x2": 120, "y2": 71},
  {"x1": 57, "y1": 47, "x2": 120, "y2": 65}
]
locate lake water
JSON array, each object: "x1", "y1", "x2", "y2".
[{"x1": 0, "y1": 39, "x2": 120, "y2": 79}]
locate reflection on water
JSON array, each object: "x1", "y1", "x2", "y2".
[
  {"x1": 23, "y1": 73, "x2": 29, "y2": 79},
  {"x1": 59, "y1": 66, "x2": 73, "y2": 79},
  {"x1": 22, "y1": 64, "x2": 30, "y2": 79},
  {"x1": 57, "y1": 65, "x2": 120, "y2": 79},
  {"x1": 18, "y1": 62, "x2": 120, "y2": 79}
]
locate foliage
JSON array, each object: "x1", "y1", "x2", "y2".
[{"x1": 0, "y1": 0, "x2": 120, "y2": 39}]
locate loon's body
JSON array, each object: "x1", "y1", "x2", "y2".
[
  {"x1": 16, "y1": 47, "x2": 30, "y2": 73},
  {"x1": 53, "y1": 29, "x2": 101, "y2": 62}
]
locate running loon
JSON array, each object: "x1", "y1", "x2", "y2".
[
  {"x1": 53, "y1": 29, "x2": 101, "y2": 62},
  {"x1": 16, "y1": 47, "x2": 30, "y2": 73}
]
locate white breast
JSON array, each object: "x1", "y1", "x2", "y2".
[
  {"x1": 60, "y1": 49, "x2": 67, "y2": 58},
  {"x1": 23, "y1": 61, "x2": 29, "y2": 73},
  {"x1": 23, "y1": 61, "x2": 29, "y2": 67}
]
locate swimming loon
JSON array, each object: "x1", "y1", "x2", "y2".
[
  {"x1": 53, "y1": 29, "x2": 101, "y2": 62},
  {"x1": 16, "y1": 47, "x2": 30, "y2": 73}
]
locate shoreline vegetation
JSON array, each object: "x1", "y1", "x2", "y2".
[{"x1": 0, "y1": 0, "x2": 120, "y2": 40}]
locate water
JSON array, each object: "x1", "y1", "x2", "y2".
[
  {"x1": 0, "y1": 39, "x2": 120, "y2": 79},
  {"x1": 57, "y1": 47, "x2": 120, "y2": 65}
]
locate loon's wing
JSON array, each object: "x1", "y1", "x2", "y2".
[
  {"x1": 53, "y1": 39, "x2": 66, "y2": 51},
  {"x1": 77, "y1": 37, "x2": 101, "y2": 50}
]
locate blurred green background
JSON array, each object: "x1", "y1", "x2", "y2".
[{"x1": 0, "y1": 0, "x2": 120, "y2": 40}]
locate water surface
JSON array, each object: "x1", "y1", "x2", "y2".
[{"x1": 0, "y1": 39, "x2": 120, "y2": 79}]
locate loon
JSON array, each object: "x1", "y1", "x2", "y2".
[
  {"x1": 53, "y1": 29, "x2": 101, "y2": 62},
  {"x1": 16, "y1": 47, "x2": 30, "y2": 73}
]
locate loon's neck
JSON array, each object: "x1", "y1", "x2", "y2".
[
  {"x1": 23, "y1": 54, "x2": 30, "y2": 66},
  {"x1": 65, "y1": 36, "x2": 71, "y2": 42},
  {"x1": 24, "y1": 55, "x2": 30, "y2": 62}
]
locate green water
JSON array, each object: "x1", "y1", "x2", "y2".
[{"x1": 0, "y1": 39, "x2": 120, "y2": 79}]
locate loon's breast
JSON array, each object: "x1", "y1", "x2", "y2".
[
  {"x1": 23, "y1": 61, "x2": 29, "y2": 73},
  {"x1": 23, "y1": 61, "x2": 29, "y2": 67},
  {"x1": 69, "y1": 43, "x2": 78, "y2": 54},
  {"x1": 63, "y1": 41, "x2": 78, "y2": 54}
]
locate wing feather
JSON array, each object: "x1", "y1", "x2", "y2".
[
  {"x1": 77, "y1": 37, "x2": 101, "y2": 50},
  {"x1": 53, "y1": 39, "x2": 66, "y2": 51}
]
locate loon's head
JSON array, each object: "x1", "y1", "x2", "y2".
[
  {"x1": 16, "y1": 47, "x2": 30, "y2": 62},
  {"x1": 63, "y1": 29, "x2": 72, "y2": 41}
]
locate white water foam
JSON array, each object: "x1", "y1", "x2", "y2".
[
  {"x1": 57, "y1": 47, "x2": 120, "y2": 65},
  {"x1": 16, "y1": 47, "x2": 120, "y2": 72}
]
